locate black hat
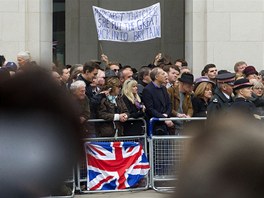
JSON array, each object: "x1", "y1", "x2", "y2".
[
  {"x1": 218, "y1": 70, "x2": 229, "y2": 75},
  {"x1": 233, "y1": 78, "x2": 253, "y2": 91},
  {"x1": 178, "y1": 73, "x2": 194, "y2": 84},
  {"x1": 216, "y1": 72, "x2": 236, "y2": 85}
]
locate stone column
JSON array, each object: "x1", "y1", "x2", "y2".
[
  {"x1": 185, "y1": 0, "x2": 264, "y2": 78},
  {"x1": 185, "y1": 0, "x2": 207, "y2": 77},
  {"x1": 0, "y1": 0, "x2": 52, "y2": 66}
]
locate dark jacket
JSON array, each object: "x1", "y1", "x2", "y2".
[
  {"x1": 122, "y1": 95, "x2": 144, "y2": 118},
  {"x1": 191, "y1": 96, "x2": 209, "y2": 117},
  {"x1": 142, "y1": 82, "x2": 172, "y2": 135},
  {"x1": 230, "y1": 97, "x2": 257, "y2": 116},
  {"x1": 207, "y1": 87, "x2": 233, "y2": 120},
  {"x1": 75, "y1": 95, "x2": 91, "y2": 137},
  {"x1": 250, "y1": 93, "x2": 264, "y2": 116},
  {"x1": 77, "y1": 95, "x2": 90, "y2": 120},
  {"x1": 137, "y1": 79, "x2": 148, "y2": 99},
  {"x1": 122, "y1": 95, "x2": 145, "y2": 135},
  {"x1": 142, "y1": 82, "x2": 171, "y2": 119},
  {"x1": 97, "y1": 96, "x2": 129, "y2": 137},
  {"x1": 251, "y1": 93, "x2": 264, "y2": 107}
]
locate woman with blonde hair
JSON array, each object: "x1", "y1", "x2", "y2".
[
  {"x1": 97, "y1": 77, "x2": 129, "y2": 137},
  {"x1": 192, "y1": 77, "x2": 215, "y2": 117},
  {"x1": 122, "y1": 79, "x2": 145, "y2": 135}
]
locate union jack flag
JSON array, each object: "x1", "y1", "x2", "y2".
[{"x1": 85, "y1": 141, "x2": 150, "y2": 190}]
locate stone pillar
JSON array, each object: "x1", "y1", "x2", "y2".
[
  {"x1": 0, "y1": 0, "x2": 52, "y2": 66},
  {"x1": 185, "y1": 0, "x2": 264, "y2": 78},
  {"x1": 185, "y1": 0, "x2": 207, "y2": 77}
]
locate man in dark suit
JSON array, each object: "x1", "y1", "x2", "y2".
[{"x1": 142, "y1": 67, "x2": 173, "y2": 135}]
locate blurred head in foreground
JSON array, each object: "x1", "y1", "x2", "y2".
[
  {"x1": 0, "y1": 67, "x2": 82, "y2": 197},
  {"x1": 176, "y1": 112, "x2": 264, "y2": 198}
]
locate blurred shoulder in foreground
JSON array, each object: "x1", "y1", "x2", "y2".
[
  {"x1": 176, "y1": 112, "x2": 264, "y2": 198},
  {"x1": 0, "y1": 66, "x2": 82, "y2": 198}
]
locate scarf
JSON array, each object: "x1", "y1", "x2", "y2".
[{"x1": 107, "y1": 95, "x2": 117, "y2": 105}]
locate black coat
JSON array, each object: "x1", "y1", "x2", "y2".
[
  {"x1": 122, "y1": 95, "x2": 144, "y2": 118},
  {"x1": 207, "y1": 87, "x2": 233, "y2": 120},
  {"x1": 230, "y1": 97, "x2": 257, "y2": 116},
  {"x1": 142, "y1": 82, "x2": 171, "y2": 119},
  {"x1": 122, "y1": 95, "x2": 145, "y2": 135},
  {"x1": 137, "y1": 80, "x2": 148, "y2": 99},
  {"x1": 250, "y1": 93, "x2": 264, "y2": 116},
  {"x1": 251, "y1": 93, "x2": 264, "y2": 107},
  {"x1": 191, "y1": 96, "x2": 209, "y2": 117},
  {"x1": 142, "y1": 82, "x2": 172, "y2": 135}
]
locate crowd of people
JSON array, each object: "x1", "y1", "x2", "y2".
[{"x1": 1, "y1": 51, "x2": 264, "y2": 137}]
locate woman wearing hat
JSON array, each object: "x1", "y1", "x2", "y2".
[
  {"x1": 192, "y1": 77, "x2": 215, "y2": 117},
  {"x1": 243, "y1": 65, "x2": 258, "y2": 82},
  {"x1": 230, "y1": 78, "x2": 257, "y2": 117}
]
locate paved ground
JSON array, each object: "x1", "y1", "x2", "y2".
[{"x1": 75, "y1": 189, "x2": 168, "y2": 198}]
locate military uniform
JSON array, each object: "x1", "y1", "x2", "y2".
[
  {"x1": 230, "y1": 97, "x2": 256, "y2": 116},
  {"x1": 230, "y1": 78, "x2": 258, "y2": 118},
  {"x1": 207, "y1": 87, "x2": 233, "y2": 119},
  {"x1": 207, "y1": 72, "x2": 236, "y2": 120}
]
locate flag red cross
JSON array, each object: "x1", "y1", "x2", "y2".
[{"x1": 87, "y1": 141, "x2": 148, "y2": 190}]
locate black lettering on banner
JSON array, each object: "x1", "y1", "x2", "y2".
[
  {"x1": 98, "y1": 17, "x2": 110, "y2": 28},
  {"x1": 95, "y1": 3, "x2": 160, "y2": 42}
]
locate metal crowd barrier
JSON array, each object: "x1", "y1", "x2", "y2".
[
  {"x1": 76, "y1": 118, "x2": 149, "y2": 194},
  {"x1": 148, "y1": 117, "x2": 207, "y2": 193}
]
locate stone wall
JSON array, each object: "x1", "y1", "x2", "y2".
[
  {"x1": 0, "y1": 0, "x2": 52, "y2": 66},
  {"x1": 186, "y1": 0, "x2": 264, "y2": 78}
]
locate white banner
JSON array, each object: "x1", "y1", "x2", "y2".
[{"x1": 92, "y1": 3, "x2": 161, "y2": 42}]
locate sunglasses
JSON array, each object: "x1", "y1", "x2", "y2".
[{"x1": 113, "y1": 69, "x2": 119, "y2": 72}]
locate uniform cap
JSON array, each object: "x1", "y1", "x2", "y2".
[
  {"x1": 216, "y1": 72, "x2": 236, "y2": 85},
  {"x1": 233, "y1": 78, "x2": 253, "y2": 91}
]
